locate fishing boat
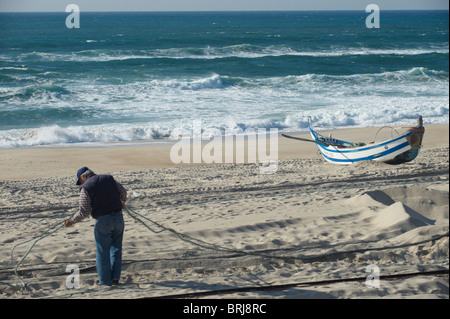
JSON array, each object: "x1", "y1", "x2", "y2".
[{"x1": 282, "y1": 116, "x2": 425, "y2": 165}]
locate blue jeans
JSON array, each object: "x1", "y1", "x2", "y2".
[{"x1": 94, "y1": 212, "x2": 124, "y2": 286}]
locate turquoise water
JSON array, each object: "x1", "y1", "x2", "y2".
[{"x1": 0, "y1": 11, "x2": 448, "y2": 147}]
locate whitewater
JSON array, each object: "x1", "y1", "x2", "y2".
[{"x1": 0, "y1": 11, "x2": 448, "y2": 148}]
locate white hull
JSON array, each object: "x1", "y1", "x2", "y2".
[
  {"x1": 312, "y1": 133, "x2": 412, "y2": 165},
  {"x1": 308, "y1": 118, "x2": 424, "y2": 165}
]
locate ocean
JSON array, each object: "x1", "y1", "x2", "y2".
[{"x1": 0, "y1": 11, "x2": 448, "y2": 148}]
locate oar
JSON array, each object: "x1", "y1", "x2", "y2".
[{"x1": 281, "y1": 134, "x2": 341, "y2": 147}]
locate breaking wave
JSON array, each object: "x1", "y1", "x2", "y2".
[{"x1": 2, "y1": 45, "x2": 448, "y2": 63}]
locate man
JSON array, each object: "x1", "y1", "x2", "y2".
[{"x1": 65, "y1": 167, "x2": 127, "y2": 286}]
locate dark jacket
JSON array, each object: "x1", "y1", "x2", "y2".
[{"x1": 80, "y1": 174, "x2": 123, "y2": 219}]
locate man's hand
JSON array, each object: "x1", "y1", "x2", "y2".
[{"x1": 64, "y1": 219, "x2": 74, "y2": 227}]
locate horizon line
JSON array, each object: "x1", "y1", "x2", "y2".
[{"x1": 0, "y1": 9, "x2": 449, "y2": 13}]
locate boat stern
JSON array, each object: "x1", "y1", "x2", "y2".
[{"x1": 383, "y1": 116, "x2": 425, "y2": 165}]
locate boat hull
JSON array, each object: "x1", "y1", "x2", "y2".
[
  {"x1": 312, "y1": 133, "x2": 413, "y2": 165},
  {"x1": 309, "y1": 119, "x2": 424, "y2": 165}
]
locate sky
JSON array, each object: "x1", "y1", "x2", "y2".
[{"x1": 0, "y1": 0, "x2": 448, "y2": 12}]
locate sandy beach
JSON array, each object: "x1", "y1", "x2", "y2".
[{"x1": 0, "y1": 124, "x2": 448, "y2": 299}]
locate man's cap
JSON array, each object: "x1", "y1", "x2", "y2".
[{"x1": 76, "y1": 167, "x2": 89, "y2": 185}]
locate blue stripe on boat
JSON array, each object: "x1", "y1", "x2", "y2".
[
  {"x1": 318, "y1": 141, "x2": 410, "y2": 163},
  {"x1": 314, "y1": 132, "x2": 412, "y2": 154}
]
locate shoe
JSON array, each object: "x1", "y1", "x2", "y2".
[
  {"x1": 95, "y1": 279, "x2": 119, "y2": 286},
  {"x1": 96, "y1": 280, "x2": 112, "y2": 287}
]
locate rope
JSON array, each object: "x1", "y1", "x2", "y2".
[
  {"x1": 371, "y1": 126, "x2": 400, "y2": 143},
  {"x1": 126, "y1": 206, "x2": 250, "y2": 256},
  {"x1": 146, "y1": 269, "x2": 450, "y2": 299},
  {"x1": 0, "y1": 219, "x2": 67, "y2": 288},
  {"x1": 125, "y1": 176, "x2": 449, "y2": 260},
  {"x1": 124, "y1": 206, "x2": 449, "y2": 264},
  {"x1": 1, "y1": 175, "x2": 447, "y2": 291}
]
